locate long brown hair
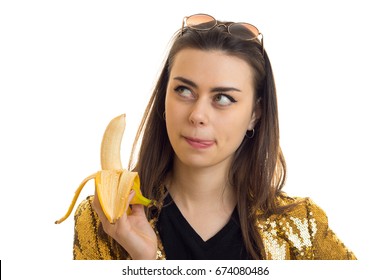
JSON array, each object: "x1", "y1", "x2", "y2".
[{"x1": 129, "y1": 23, "x2": 287, "y2": 259}]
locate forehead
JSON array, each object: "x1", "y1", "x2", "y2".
[{"x1": 169, "y1": 48, "x2": 254, "y2": 88}]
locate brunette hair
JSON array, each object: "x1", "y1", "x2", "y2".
[{"x1": 129, "y1": 23, "x2": 287, "y2": 259}]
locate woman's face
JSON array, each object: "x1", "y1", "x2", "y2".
[{"x1": 165, "y1": 48, "x2": 257, "y2": 170}]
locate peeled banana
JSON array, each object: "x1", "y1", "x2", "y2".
[{"x1": 55, "y1": 114, "x2": 154, "y2": 224}]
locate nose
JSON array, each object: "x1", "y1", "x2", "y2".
[{"x1": 188, "y1": 99, "x2": 209, "y2": 127}]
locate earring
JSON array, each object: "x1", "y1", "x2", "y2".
[
  {"x1": 162, "y1": 111, "x2": 166, "y2": 120},
  {"x1": 245, "y1": 128, "x2": 255, "y2": 139}
]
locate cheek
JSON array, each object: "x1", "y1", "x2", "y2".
[
  {"x1": 215, "y1": 115, "x2": 249, "y2": 145},
  {"x1": 165, "y1": 95, "x2": 186, "y2": 134}
]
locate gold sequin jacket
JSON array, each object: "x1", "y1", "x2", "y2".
[{"x1": 73, "y1": 195, "x2": 356, "y2": 260}]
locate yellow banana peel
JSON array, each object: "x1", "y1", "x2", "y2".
[{"x1": 55, "y1": 114, "x2": 154, "y2": 224}]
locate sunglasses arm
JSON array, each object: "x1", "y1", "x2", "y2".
[{"x1": 181, "y1": 16, "x2": 188, "y2": 36}]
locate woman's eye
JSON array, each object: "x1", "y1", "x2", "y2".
[
  {"x1": 174, "y1": 86, "x2": 193, "y2": 99},
  {"x1": 214, "y1": 94, "x2": 237, "y2": 106}
]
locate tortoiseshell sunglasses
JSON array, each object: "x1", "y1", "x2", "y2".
[{"x1": 182, "y1": 13, "x2": 264, "y2": 54}]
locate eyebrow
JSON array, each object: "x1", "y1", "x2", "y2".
[{"x1": 173, "y1": 76, "x2": 242, "y2": 93}]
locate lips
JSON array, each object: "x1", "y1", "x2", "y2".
[{"x1": 184, "y1": 137, "x2": 215, "y2": 149}]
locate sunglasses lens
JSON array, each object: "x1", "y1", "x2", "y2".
[
  {"x1": 186, "y1": 14, "x2": 217, "y2": 30},
  {"x1": 229, "y1": 23, "x2": 260, "y2": 40}
]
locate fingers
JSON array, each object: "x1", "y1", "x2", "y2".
[
  {"x1": 131, "y1": 204, "x2": 147, "y2": 216},
  {"x1": 92, "y1": 190, "x2": 156, "y2": 259},
  {"x1": 119, "y1": 190, "x2": 146, "y2": 220},
  {"x1": 127, "y1": 190, "x2": 135, "y2": 206},
  {"x1": 118, "y1": 190, "x2": 135, "y2": 222}
]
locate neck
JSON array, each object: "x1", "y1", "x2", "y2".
[{"x1": 167, "y1": 157, "x2": 236, "y2": 214}]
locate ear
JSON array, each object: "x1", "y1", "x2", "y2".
[{"x1": 247, "y1": 98, "x2": 261, "y2": 130}]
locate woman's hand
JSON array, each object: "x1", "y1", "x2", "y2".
[{"x1": 92, "y1": 190, "x2": 158, "y2": 260}]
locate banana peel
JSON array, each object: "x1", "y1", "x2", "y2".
[{"x1": 55, "y1": 114, "x2": 155, "y2": 224}]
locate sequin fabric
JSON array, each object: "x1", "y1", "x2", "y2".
[
  {"x1": 73, "y1": 195, "x2": 356, "y2": 260},
  {"x1": 256, "y1": 196, "x2": 355, "y2": 259}
]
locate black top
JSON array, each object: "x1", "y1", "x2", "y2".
[{"x1": 156, "y1": 194, "x2": 250, "y2": 260}]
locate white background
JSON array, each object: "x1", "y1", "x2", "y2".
[{"x1": 1, "y1": 0, "x2": 389, "y2": 278}]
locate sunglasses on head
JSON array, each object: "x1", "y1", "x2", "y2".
[{"x1": 181, "y1": 13, "x2": 264, "y2": 54}]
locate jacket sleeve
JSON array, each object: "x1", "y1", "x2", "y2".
[
  {"x1": 73, "y1": 196, "x2": 130, "y2": 260},
  {"x1": 258, "y1": 196, "x2": 357, "y2": 260},
  {"x1": 307, "y1": 199, "x2": 356, "y2": 260}
]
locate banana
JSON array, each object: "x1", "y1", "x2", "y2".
[
  {"x1": 55, "y1": 114, "x2": 154, "y2": 224},
  {"x1": 100, "y1": 114, "x2": 125, "y2": 170}
]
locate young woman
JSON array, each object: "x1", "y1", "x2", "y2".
[{"x1": 73, "y1": 14, "x2": 356, "y2": 260}]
